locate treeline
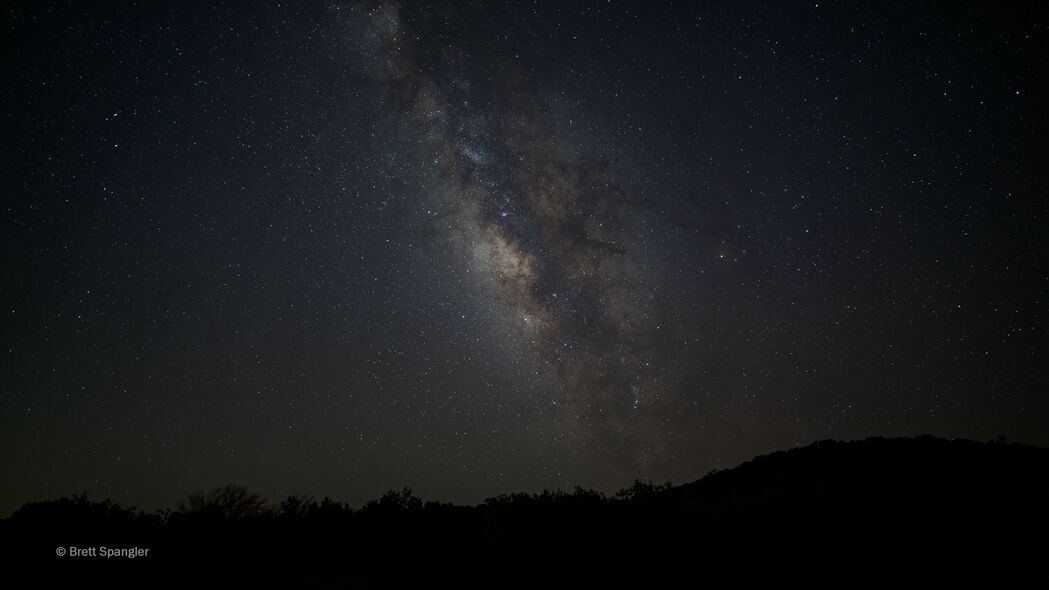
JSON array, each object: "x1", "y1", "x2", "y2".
[{"x1": 2, "y1": 435, "x2": 1047, "y2": 588}]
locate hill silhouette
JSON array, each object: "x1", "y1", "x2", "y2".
[{"x1": 2, "y1": 435, "x2": 1046, "y2": 588}]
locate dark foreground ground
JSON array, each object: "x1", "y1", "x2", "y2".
[{"x1": 2, "y1": 435, "x2": 1047, "y2": 588}]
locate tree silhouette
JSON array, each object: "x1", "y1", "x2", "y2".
[
  {"x1": 174, "y1": 484, "x2": 269, "y2": 521},
  {"x1": 363, "y1": 487, "x2": 422, "y2": 513},
  {"x1": 2, "y1": 436, "x2": 1047, "y2": 588},
  {"x1": 614, "y1": 479, "x2": 672, "y2": 500}
]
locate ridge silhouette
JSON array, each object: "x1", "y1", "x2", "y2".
[{"x1": 2, "y1": 435, "x2": 1046, "y2": 587}]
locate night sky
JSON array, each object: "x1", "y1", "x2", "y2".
[{"x1": 2, "y1": 1, "x2": 1046, "y2": 515}]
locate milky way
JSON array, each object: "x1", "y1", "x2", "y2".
[{"x1": 340, "y1": 1, "x2": 673, "y2": 467}]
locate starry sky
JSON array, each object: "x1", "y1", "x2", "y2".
[{"x1": 2, "y1": 0, "x2": 1046, "y2": 515}]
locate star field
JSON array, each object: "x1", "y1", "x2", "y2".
[{"x1": 1, "y1": 0, "x2": 1045, "y2": 514}]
